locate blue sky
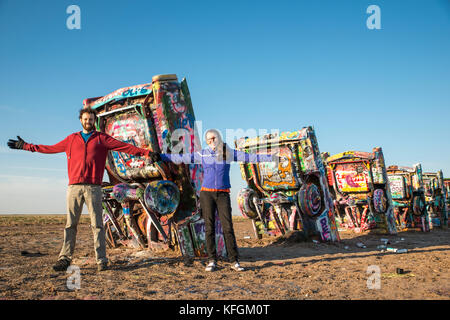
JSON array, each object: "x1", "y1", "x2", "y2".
[{"x1": 0, "y1": 0, "x2": 449, "y2": 214}]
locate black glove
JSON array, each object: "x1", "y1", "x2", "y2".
[
  {"x1": 7, "y1": 136, "x2": 25, "y2": 150},
  {"x1": 148, "y1": 151, "x2": 161, "y2": 163}
]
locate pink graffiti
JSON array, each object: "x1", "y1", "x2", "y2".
[{"x1": 345, "y1": 174, "x2": 362, "y2": 188}]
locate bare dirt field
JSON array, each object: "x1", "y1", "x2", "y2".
[{"x1": 0, "y1": 214, "x2": 448, "y2": 301}]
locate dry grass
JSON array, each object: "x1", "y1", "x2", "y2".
[{"x1": 0, "y1": 214, "x2": 90, "y2": 226}]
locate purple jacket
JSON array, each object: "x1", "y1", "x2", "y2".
[{"x1": 161, "y1": 147, "x2": 274, "y2": 190}]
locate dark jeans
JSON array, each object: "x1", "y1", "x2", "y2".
[{"x1": 199, "y1": 191, "x2": 239, "y2": 262}]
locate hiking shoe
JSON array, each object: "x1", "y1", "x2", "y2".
[
  {"x1": 231, "y1": 262, "x2": 244, "y2": 272},
  {"x1": 97, "y1": 262, "x2": 108, "y2": 272},
  {"x1": 52, "y1": 258, "x2": 71, "y2": 272},
  {"x1": 205, "y1": 261, "x2": 217, "y2": 272}
]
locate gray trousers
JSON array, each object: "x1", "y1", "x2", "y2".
[{"x1": 58, "y1": 184, "x2": 107, "y2": 265}]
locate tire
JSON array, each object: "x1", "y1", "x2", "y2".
[
  {"x1": 144, "y1": 180, "x2": 180, "y2": 216},
  {"x1": 412, "y1": 195, "x2": 425, "y2": 216},
  {"x1": 237, "y1": 188, "x2": 263, "y2": 220},
  {"x1": 297, "y1": 182, "x2": 323, "y2": 218}
]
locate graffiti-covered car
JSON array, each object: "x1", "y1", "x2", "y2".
[
  {"x1": 83, "y1": 74, "x2": 226, "y2": 258},
  {"x1": 322, "y1": 148, "x2": 397, "y2": 235},
  {"x1": 444, "y1": 178, "x2": 450, "y2": 215},
  {"x1": 235, "y1": 127, "x2": 340, "y2": 243},
  {"x1": 422, "y1": 170, "x2": 448, "y2": 228},
  {"x1": 386, "y1": 164, "x2": 429, "y2": 232}
]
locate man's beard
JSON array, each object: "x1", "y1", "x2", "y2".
[{"x1": 83, "y1": 123, "x2": 94, "y2": 132}]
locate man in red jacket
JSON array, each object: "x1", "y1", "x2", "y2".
[{"x1": 7, "y1": 108, "x2": 154, "y2": 272}]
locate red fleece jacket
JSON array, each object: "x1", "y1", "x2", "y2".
[{"x1": 23, "y1": 131, "x2": 150, "y2": 185}]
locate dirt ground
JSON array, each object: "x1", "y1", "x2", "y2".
[{"x1": 0, "y1": 214, "x2": 448, "y2": 301}]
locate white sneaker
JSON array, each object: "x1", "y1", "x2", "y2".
[
  {"x1": 231, "y1": 262, "x2": 244, "y2": 272},
  {"x1": 205, "y1": 261, "x2": 217, "y2": 272}
]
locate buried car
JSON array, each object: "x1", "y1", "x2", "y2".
[
  {"x1": 322, "y1": 148, "x2": 397, "y2": 235},
  {"x1": 422, "y1": 170, "x2": 448, "y2": 228},
  {"x1": 444, "y1": 178, "x2": 450, "y2": 215},
  {"x1": 386, "y1": 164, "x2": 429, "y2": 232},
  {"x1": 235, "y1": 127, "x2": 340, "y2": 242},
  {"x1": 83, "y1": 74, "x2": 226, "y2": 258}
]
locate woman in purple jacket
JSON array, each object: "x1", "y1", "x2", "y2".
[{"x1": 156, "y1": 129, "x2": 273, "y2": 272}]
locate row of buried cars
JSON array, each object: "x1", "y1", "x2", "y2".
[
  {"x1": 83, "y1": 74, "x2": 449, "y2": 260},
  {"x1": 237, "y1": 137, "x2": 448, "y2": 238}
]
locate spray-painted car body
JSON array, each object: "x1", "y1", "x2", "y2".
[
  {"x1": 386, "y1": 164, "x2": 429, "y2": 232},
  {"x1": 322, "y1": 148, "x2": 397, "y2": 235},
  {"x1": 235, "y1": 127, "x2": 340, "y2": 242},
  {"x1": 423, "y1": 170, "x2": 448, "y2": 228},
  {"x1": 444, "y1": 178, "x2": 450, "y2": 216},
  {"x1": 84, "y1": 74, "x2": 226, "y2": 258}
]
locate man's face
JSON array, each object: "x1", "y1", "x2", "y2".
[
  {"x1": 206, "y1": 132, "x2": 220, "y2": 151},
  {"x1": 80, "y1": 113, "x2": 95, "y2": 132}
]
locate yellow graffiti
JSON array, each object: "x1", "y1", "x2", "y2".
[
  {"x1": 259, "y1": 148, "x2": 298, "y2": 189},
  {"x1": 326, "y1": 151, "x2": 356, "y2": 163}
]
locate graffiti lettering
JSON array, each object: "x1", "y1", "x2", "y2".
[
  {"x1": 319, "y1": 217, "x2": 331, "y2": 240},
  {"x1": 122, "y1": 86, "x2": 150, "y2": 98},
  {"x1": 175, "y1": 113, "x2": 195, "y2": 131},
  {"x1": 388, "y1": 175, "x2": 405, "y2": 199},
  {"x1": 85, "y1": 84, "x2": 152, "y2": 109},
  {"x1": 112, "y1": 151, "x2": 127, "y2": 175}
]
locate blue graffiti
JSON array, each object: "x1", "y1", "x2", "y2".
[
  {"x1": 121, "y1": 85, "x2": 151, "y2": 98},
  {"x1": 112, "y1": 151, "x2": 127, "y2": 175},
  {"x1": 175, "y1": 112, "x2": 195, "y2": 130}
]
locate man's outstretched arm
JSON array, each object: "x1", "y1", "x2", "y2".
[
  {"x1": 102, "y1": 134, "x2": 151, "y2": 157},
  {"x1": 8, "y1": 136, "x2": 69, "y2": 154}
]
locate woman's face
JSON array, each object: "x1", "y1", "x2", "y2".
[{"x1": 206, "y1": 131, "x2": 221, "y2": 151}]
